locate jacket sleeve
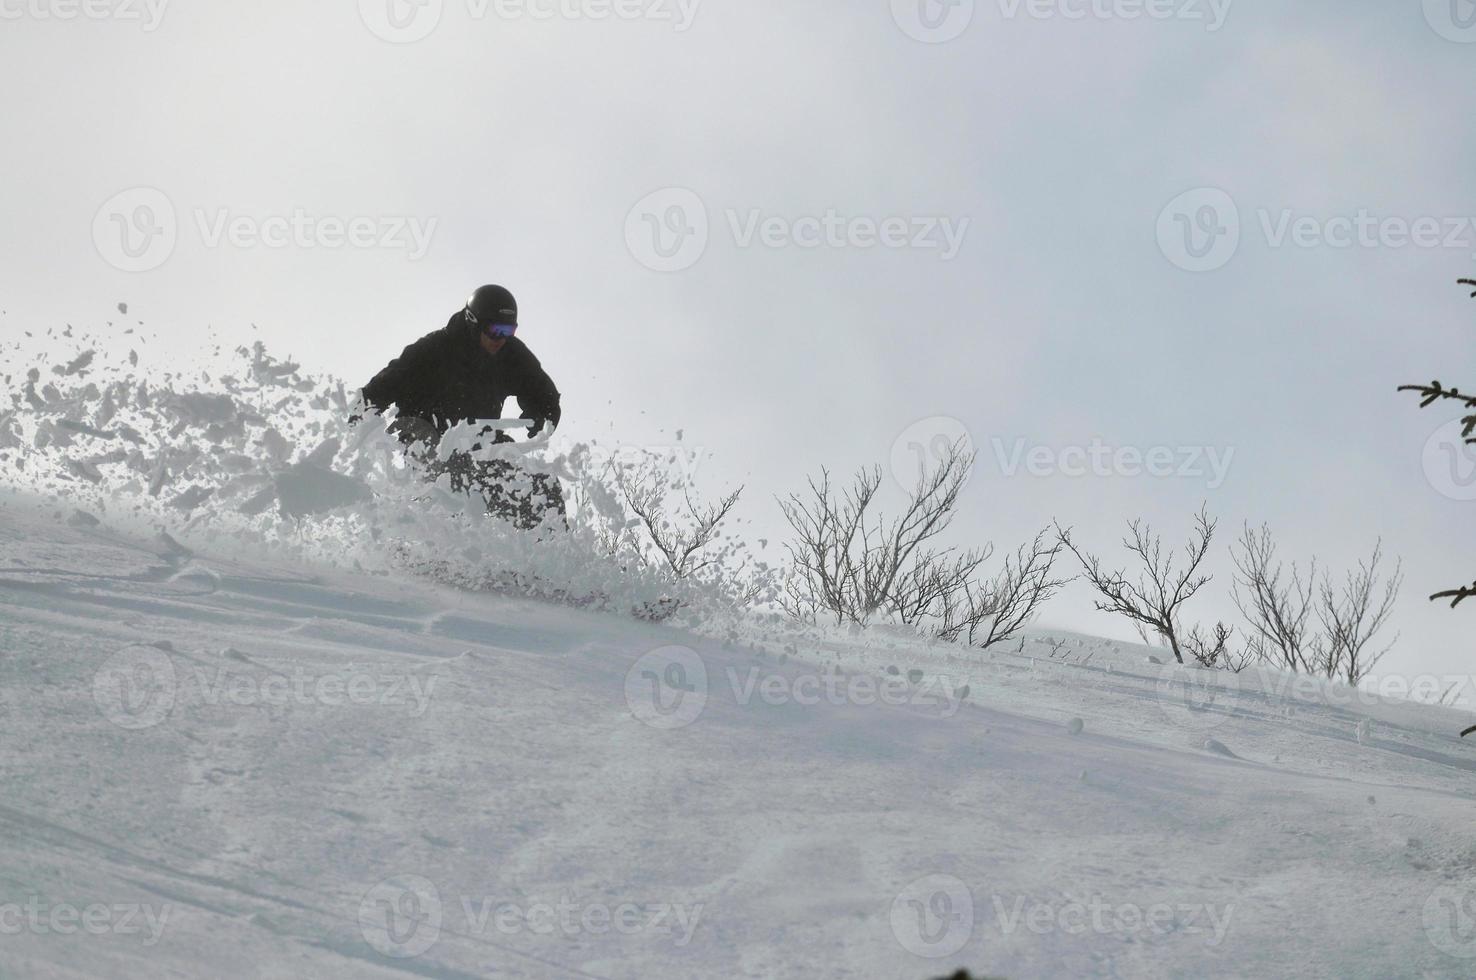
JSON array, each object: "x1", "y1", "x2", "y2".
[
  {"x1": 362, "y1": 331, "x2": 443, "y2": 417},
  {"x1": 514, "y1": 350, "x2": 562, "y2": 432}
]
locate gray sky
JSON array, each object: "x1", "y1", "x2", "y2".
[{"x1": 2, "y1": 0, "x2": 1474, "y2": 685}]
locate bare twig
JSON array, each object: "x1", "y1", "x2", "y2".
[
  {"x1": 1056, "y1": 506, "x2": 1216, "y2": 665},
  {"x1": 1433, "y1": 582, "x2": 1476, "y2": 608},
  {"x1": 778, "y1": 442, "x2": 1062, "y2": 644},
  {"x1": 1232, "y1": 523, "x2": 1320, "y2": 673},
  {"x1": 1316, "y1": 540, "x2": 1402, "y2": 685},
  {"x1": 616, "y1": 460, "x2": 743, "y2": 578}
]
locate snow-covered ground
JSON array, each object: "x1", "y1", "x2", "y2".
[{"x1": 3, "y1": 494, "x2": 1476, "y2": 979}]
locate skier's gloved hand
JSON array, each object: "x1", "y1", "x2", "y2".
[
  {"x1": 523, "y1": 414, "x2": 547, "y2": 439},
  {"x1": 389, "y1": 414, "x2": 438, "y2": 447}
]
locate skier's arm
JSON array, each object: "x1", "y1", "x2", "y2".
[
  {"x1": 515, "y1": 356, "x2": 562, "y2": 436},
  {"x1": 362, "y1": 333, "x2": 440, "y2": 416}
]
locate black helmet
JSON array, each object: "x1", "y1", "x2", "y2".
[{"x1": 464, "y1": 284, "x2": 518, "y2": 329}]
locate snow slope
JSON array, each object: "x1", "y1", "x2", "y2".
[{"x1": 3, "y1": 495, "x2": 1476, "y2": 980}]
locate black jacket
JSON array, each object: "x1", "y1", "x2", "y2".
[{"x1": 362, "y1": 313, "x2": 562, "y2": 442}]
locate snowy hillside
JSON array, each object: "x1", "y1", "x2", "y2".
[{"x1": 3, "y1": 493, "x2": 1476, "y2": 979}]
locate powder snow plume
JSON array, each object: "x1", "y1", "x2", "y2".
[{"x1": 0, "y1": 319, "x2": 760, "y2": 624}]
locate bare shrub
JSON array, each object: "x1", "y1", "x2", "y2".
[
  {"x1": 1232, "y1": 524, "x2": 1401, "y2": 685},
  {"x1": 938, "y1": 532, "x2": 1068, "y2": 649},
  {"x1": 613, "y1": 460, "x2": 743, "y2": 579},
  {"x1": 1313, "y1": 541, "x2": 1402, "y2": 685},
  {"x1": 1232, "y1": 523, "x2": 1320, "y2": 673},
  {"x1": 779, "y1": 441, "x2": 974, "y2": 625},
  {"x1": 1183, "y1": 621, "x2": 1254, "y2": 673},
  {"x1": 1056, "y1": 507, "x2": 1218, "y2": 666},
  {"x1": 568, "y1": 448, "x2": 765, "y2": 607},
  {"x1": 779, "y1": 441, "x2": 1064, "y2": 647}
]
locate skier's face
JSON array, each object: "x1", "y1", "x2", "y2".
[
  {"x1": 477, "y1": 321, "x2": 516, "y2": 357},
  {"x1": 479, "y1": 332, "x2": 508, "y2": 357}
]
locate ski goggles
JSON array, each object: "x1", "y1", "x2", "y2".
[{"x1": 482, "y1": 322, "x2": 518, "y2": 339}]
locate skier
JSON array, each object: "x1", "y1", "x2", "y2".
[{"x1": 358, "y1": 284, "x2": 565, "y2": 528}]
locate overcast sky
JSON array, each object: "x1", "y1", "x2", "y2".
[{"x1": 2, "y1": 0, "x2": 1474, "y2": 683}]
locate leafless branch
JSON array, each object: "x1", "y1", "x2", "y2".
[
  {"x1": 779, "y1": 441, "x2": 973, "y2": 625},
  {"x1": 1315, "y1": 540, "x2": 1402, "y2": 685},
  {"x1": 1231, "y1": 523, "x2": 1320, "y2": 673},
  {"x1": 960, "y1": 531, "x2": 1070, "y2": 649},
  {"x1": 1056, "y1": 506, "x2": 1216, "y2": 665},
  {"x1": 1432, "y1": 582, "x2": 1476, "y2": 608},
  {"x1": 615, "y1": 461, "x2": 742, "y2": 579},
  {"x1": 778, "y1": 442, "x2": 1063, "y2": 644}
]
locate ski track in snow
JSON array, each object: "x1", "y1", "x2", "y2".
[{"x1": 3, "y1": 498, "x2": 1476, "y2": 979}]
